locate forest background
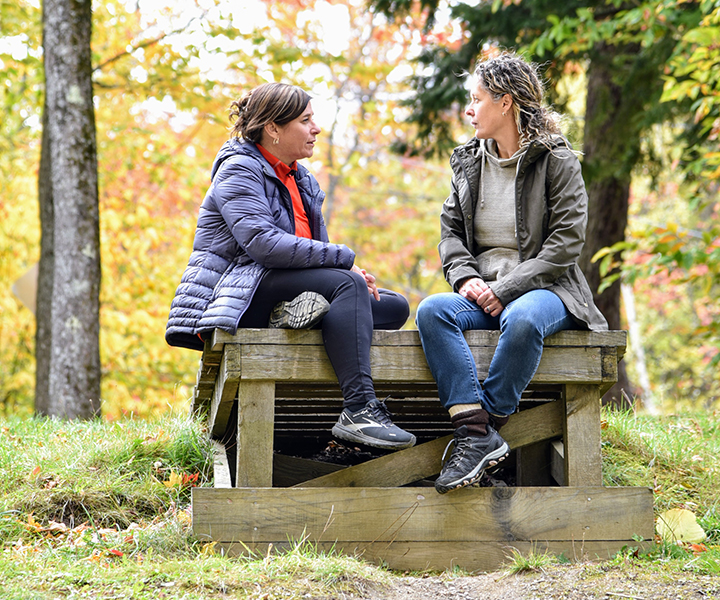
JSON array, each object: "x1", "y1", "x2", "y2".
[{"x1": 1, "y1": 0, "x2": 719, "y2": 420}]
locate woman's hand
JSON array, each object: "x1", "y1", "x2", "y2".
[
  {"x1": 476, "y1": 287, "x2": 504, "y2": 317},
  {"x1": 458, "y1": 277, "x2": 504, "y2": 316},
  {"x1": 352, "y1": 265, "x2": 381, "y2": 300},
  {"x1": 458, "y1": 277, "x2": 488, "y2": 301}
]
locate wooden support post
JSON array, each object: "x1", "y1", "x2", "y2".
[
  {"x1": 563, "y1": 384, "x2": 602, "y2": 486},
  {"x1": 209, "y1": 346, "x2": 241, "y2": 438},
  {"x1": 236, "y1": 380, "x2": 275, "y2": 488}
]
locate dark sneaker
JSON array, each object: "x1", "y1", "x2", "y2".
[
  {"x1": 269, "y1": 291, "x2": 330, "y2": 329},
  {"x1": 331, "y1": 399, "x2": 416, "y2": 450},
  {"x1": 434, "y1": 425, "x2": 510, "y2": 494}
]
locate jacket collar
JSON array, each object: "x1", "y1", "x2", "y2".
[
  {"x1": 452, "y1": 135, "x2": 572, "y2": 170},
  {"x1": 211, "y1": 138, "x2": 310, "y2": 182}
]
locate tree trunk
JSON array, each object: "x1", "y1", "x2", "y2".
[
  {"x1": 580, "y1": 48, "x2": 637, "y2": 409},
  {"x1": 35, "y1": 105, "x2": 54, "y2": 416},
  {"x1": 41, "y1": 0, "x2": 101, "y2": 418}
]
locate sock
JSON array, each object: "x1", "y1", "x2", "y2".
[{"x1": 450, "y1": 407, "x2": 490, "y2": 437}]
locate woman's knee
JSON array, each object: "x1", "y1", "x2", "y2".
[
  {"x1": 500, "y1": 309, "x2": 543, "y2": 341},
  {"x1": 375, "y1": 290, "x2": 410, "y2": 329},
  {"x1": 416, "y1": 293, "x2": 455, "y2": 330}
]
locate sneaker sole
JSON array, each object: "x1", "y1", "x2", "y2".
[
  {"x1": 331, "y1": 423, "x2": 416, "y2": 450},
  {"x1": 269, "y1": 292, "x2": 330, "y2": 329},
  {"x1": 435, "y1": 441, "x2": 510, "y2": 494}
]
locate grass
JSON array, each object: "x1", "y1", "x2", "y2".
[
  {"x1": 0, "y1": 414, "x2": 389, "y2": 599},
  {"x1": 0, "y1": 409, "x2": 718, "y2": 598}
]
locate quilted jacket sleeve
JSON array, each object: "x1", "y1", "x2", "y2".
[{"x1": 213, "y1": 157, "x2": 355, "y2": 270}]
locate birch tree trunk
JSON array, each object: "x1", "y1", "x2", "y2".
[{"x1": 40, "y1": 0, "x2": 101, "y2": 418}]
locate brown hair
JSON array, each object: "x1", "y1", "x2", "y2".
[
  {"x1": 474, "y1": 51, "x2": 562, "y2": 148},
  {"x1": 229, "y1": 83, "x2": 312, "y2": 143}
]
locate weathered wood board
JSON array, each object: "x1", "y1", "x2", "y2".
[{"x1": 193, "y1": 485, "x2": 653, "y2": 572}]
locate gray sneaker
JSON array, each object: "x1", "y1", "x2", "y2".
[
  {"x1": 332, "y1": 399, "x2": 416, "y2": 450},
  {"x1": 269, "y1": 291, "x2": 330, "y2": 329},
  {"x1": 434, "y1": 425, "x2": 509, "y2": 494}
]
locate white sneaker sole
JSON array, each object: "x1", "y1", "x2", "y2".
[
  {"x1": 268, "y1": 292, "x2": 330, "y2": 329},
  {"x1": 331, "y1": 423, "x2": 416, "y2": 450}
]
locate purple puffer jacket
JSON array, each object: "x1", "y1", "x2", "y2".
[{"x1": 165, "y1": 139, "x2": 355, "y2": 350}]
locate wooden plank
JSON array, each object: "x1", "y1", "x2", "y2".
[
  {"x1": 563, "y1": 384, "x2": 602, "y2": 487},
  {"x1": 236, "y1": 345, "x2": 606, "y2": 384},
  {"x1": 236, "y1": 381, "x2": 275, "y2": 488},
  {"x1": 215, "y1": 539, "x2": 651, "y2": 572},
  {"x1": 212, "y1": 328, "x2": 627, "y2": 351},
  {"x1": 212, "y1": 441, "x2": 232, "y2": 489},
  {"x1": 208, "y1": 346, "x2": 242, "y2": 438},
  {"x1": 295, "y1": 401, "x2": 563, "y2": 488},
  {"x1": 273, "y1": 454, "x2": 346, "y2": 487},
  {"x1": 550, "y1": 440, "x2": 565, "y2": 486},
  {"x1": 192, "y1": 486, "x2": 654, "y2": 545},
  {"x1": 600, "y1": 346, "x2": 620, "y2": 394}
]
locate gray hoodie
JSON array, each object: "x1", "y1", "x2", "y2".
[{"x1": 439, "y1": 136, "x2": 608, "y2": 331}]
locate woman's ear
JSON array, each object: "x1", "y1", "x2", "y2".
[
  {"x1": 501, "y1": 94, "x2": 514, "y2": 113},
  {"x1": 263, "y1": 122, "x2": 280, "y2": 144}
]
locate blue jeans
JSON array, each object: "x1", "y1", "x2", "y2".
[{"x1": 415, "y1": 289, "x2": 575, "y2": 417}]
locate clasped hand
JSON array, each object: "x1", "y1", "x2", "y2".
[
  {"x1": 458, "y1": 277, "x2": 504, "y2": 317},
  {"x1": 352, "y1": 265, "x2": 380, "y2": 301}
]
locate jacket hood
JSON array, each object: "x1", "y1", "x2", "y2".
[{"x1": 453, "y1": 135, "x2": 575, "y2": 167}]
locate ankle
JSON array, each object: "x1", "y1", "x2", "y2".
[{"x1": 450, "y1": 407, "x2": 490, "y2": 437}]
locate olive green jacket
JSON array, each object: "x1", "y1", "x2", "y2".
[{"x1": 439, "y1": 136, "x2": 608, "y2": 331}]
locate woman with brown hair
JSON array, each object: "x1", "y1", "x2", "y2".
[{"x1": 166, "y1": 83, "x2": 415, "y2": 471}]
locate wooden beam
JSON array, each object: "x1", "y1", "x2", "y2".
[
  {"x1": 193, "y1": 486, "x2": 654, "y2": 548},
  {"x1": 563, "y1": 384, "x2": 602, "y2": 486},
  {"x1": 212, "y1": 441, "x2": 232, "y2": 489},
  {"x1": 235, "y1": 380, "x2": 275, "y2": 488},
  {"x1": 295, "y1": 401, "x2": 563, "y2": 488},
  {"x1": 208, "y1": 346, "x2": 241, "y2": 438},
  {"x1": 550, "y1": 440, "x2": 565, "y2": 486},
  {"x1": 212, "y1": 328, "x2": 627, "y2": 352}
]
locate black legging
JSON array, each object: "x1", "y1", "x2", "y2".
[{"x1": 238, "y1": 267, "x2": 409, "y2": 409}]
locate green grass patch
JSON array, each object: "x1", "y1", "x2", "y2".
[
  {"x1": 0, "y1": 409, "x2": 718, "y2": 598},
  {"x1": 0, "y1": 415, "x2": 389, "y2": 599}
]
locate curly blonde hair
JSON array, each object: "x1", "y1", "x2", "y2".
[{"x1": 474, "y1": 52, "x2": 562, "y2": 148}]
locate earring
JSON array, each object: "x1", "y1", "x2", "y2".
[
  {"x1": 502, "y1": 112, "x2": 507, "y2": 117},
  {"x1": 272, "y1": 137, "x2": 279, "y2": 145}
]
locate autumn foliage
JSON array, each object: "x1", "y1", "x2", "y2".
[{"x1": 1, "y1": 0, "x2": 719, "y2": 416}]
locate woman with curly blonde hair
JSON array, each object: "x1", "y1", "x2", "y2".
[{"x1": 416, "y1": 52, "x2": 607, "y2": 494}]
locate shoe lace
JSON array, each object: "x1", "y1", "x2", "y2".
[
  {"x1": 440, "y1": 435, "x2": 472, "y2": 468},
  {"x1": 366, "y1": 397, "x2": 394, "y2": 426}
]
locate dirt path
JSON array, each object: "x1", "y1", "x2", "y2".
[{"x1": 350, "y1": 563, "x2": 720, "y2": 600}]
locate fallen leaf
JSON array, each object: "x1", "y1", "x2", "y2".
[
  {"x1": 31, "y1": 466, "x2": 41, "y2": 477},
  {"x1": 688, "y1": 543, "x2": 708, "y2": 555},
  {"x1": 656, "y1": 508, "x2": 707, "y2": 544}
]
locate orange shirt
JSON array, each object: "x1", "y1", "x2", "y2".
[{"x1": 257, "y1": 144, "x2": 312, "y2": 239}]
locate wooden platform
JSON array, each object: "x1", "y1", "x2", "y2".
[{"x1": 191, "y1": 328, "x2": 654, "y2": 571}]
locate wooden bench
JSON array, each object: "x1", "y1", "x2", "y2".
[{"x1": 191, "y1": 328, "x2": 653, "y2": 572}]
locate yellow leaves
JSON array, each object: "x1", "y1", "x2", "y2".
[
  {"x1": 163, "y1": 470, "x2": 199, "y2": 489},
  {"x1": 656, "y1": 508, "x2": 707, "y2": 544}
]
